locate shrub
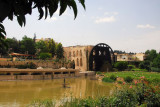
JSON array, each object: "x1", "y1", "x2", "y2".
[
  {"x1": 102, "y1": 77, "x2": 114, "y2": 83},
  {"x1": 17, "y1": 62, "x2": 37, "y2": 69},
  {"x1": 128, "y1": 65, "x2": 135, "y2": 70},
  {"x1": 114, "y1": 61, "x2": 128, "y2": 71},
  {"x1": 117, "y1": 81, "x2": 123, "y2": 84},
  {"x1": 39, "y1": 53, "x2": 52, "y2": 60},
  {"x1": 124, "y1": 76, "x2": 133, "y2": 83},
  {"x1": 96, "y1": 71, "x2": 102, "y2": 75},
  {"x1": 110, "y1": 75, "x2": 117, "y2": 81},
  {"x1": 112, "y1": 68, "x2": 118, "y2": 72}
]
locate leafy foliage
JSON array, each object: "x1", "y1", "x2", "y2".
[
  {"x1": 56, "y1": 43, "x2": 64, "y2": 59},
  {"x1": 20, "y1": 36, "x2": 36, "y2": 55},
  {"x1": 114, "y1": 61, "x2": 128, "y2": 71},
  {"x1": 17, "y1": 62, "x2": 37, "y2": 69},
  {"x1": 139, "y1": 60, "x2": 150, "y2": 71},
  {"x1": 0, "y1": 0, "x2": 86, "y2": 39},
  {"x1": 128, "y1": 65, "x2": 135, "y2": 70},
  {"x1": 109, "y1": 74, "x2": 117, "y2": 81},
  {"x1": 124, "y1": 76, "x2": 133, "y2": 83},
  {"x1": 102, "y1": 77, "x2": 114, "y2": 83},
  {"x1": 39, "y1": 53, "x2": 52, "y2": 60}
]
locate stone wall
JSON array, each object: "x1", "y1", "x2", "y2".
[
  {"x1": 64, "y1": 45, "x2": 94, "y2": 71},
  {"x1": 0, "y1": 61, "x2": 73, "y2": 69}
]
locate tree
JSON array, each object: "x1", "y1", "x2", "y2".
[
  {"x1": 0, "y1": 38, "x2": 8, "y2": 57},
  {"x1": 152, "y1": 54, "x2": 160, "y2": 68},
  {"x1": 20, "y1": 35, "x2": 36, "y2": 55},
  {"x1": 48, "y1": 39, "x2": 56, "y2": 57},
  {"x1": 0, "y1": 0, "x2": 85, "y2": 39},
  {"x1": 5, "y1": 37, "x2": 20, "y2": 53},
  {"x1": 56, "y1": 43, "x2": 64, "y2": 59},
  {"x1": 145, "y1": 49, "x2": 158, "y2": 62},
  {"x1": 36, "y1": 40, "x2": 49, "y2": 54},
  {"x1": 139, "y1": 60, "x2": 151, "y2": 71}
]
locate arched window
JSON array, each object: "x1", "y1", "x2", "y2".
[
  {"x1": 80, "y1": 50, "x2": 82, "y2": 56},
  {"x1": 77, "y1": 58, "x2": 79, "y2": 66},
  {"x1": 69, "y1": 52, "x2": 71, "y2": 57},
  {"x1": 80, "y1": 58, "x2": 83, "y2": 66},
  {"x1": 76, "y1": 50, "x2": 79, "y2": 56},
  {"x1": 73, "y1": 51, "x2": 75, "y2": 57}
]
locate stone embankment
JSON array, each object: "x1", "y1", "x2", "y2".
[{"x1": 0, "y1": 68, "x2": 79, "y2": 81}]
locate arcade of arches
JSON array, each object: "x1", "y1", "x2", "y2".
[{"x1": 63, "y1": 43, "x2": 115, "y2": 72}]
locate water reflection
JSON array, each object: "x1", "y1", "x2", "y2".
[{"x1": 0, "y1": 77, "x2": 113, "y2": 107}]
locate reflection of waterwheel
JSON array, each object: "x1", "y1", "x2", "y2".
[{"x1": 89, "y1": 43, "x2": 115, "y2": 72}]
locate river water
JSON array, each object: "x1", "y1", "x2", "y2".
[{"x1": 0, "y1": 77, "x2": 113, "y2": 107}]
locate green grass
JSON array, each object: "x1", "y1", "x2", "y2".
[{"x1": 104, "y1": 71, "x2": 160, "y2": 80}]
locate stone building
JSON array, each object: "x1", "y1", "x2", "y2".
[
  {"x1": 64, "y1": 45, "x2": 94, "y2": 71},
  {"x1": 114, "y1": 53, "x2": 146, "y2": 61},
  {"x1": 63, "y1": 43, "x2": 115, "y2": 72}
]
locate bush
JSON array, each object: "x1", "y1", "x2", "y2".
[
  {"x1": 110, "y1": 75, "x2": 117, "y2": 81},
  {"x1": 124, "y1": 76, "x2": 133, "y2": 83},
  {"x1": 17, "y1": 62, "x2": 37, "y2": 69},
  {"x1": 102, "y1": 77, "x2": 114, "y2": 83},
  {"x1": 117, "y1": 81, "x2": 123, "y2": 84},
  {"x1": 128, "y1": 65, "x2": 135, "y2": 70},
  {"x1": 139, "y1": 61, "x2": 150, "y2": 71},
  {"x1": 114, "y1": 61, "x2": 128, "y2": 71},
  {"x1": 131, "y1": 69, "x2": 147, "y2": 72},
  {"x1": 39, "y1": 53, "x2": 52, "y2": 60},
  {"x1": 96, "y1": 71, "x2": 102, "y2": 75},
  {"x1": 112, "y1": 68, "x2": 118, "y2": 72}
]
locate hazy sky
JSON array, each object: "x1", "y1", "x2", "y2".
[{"x1": 3, "y1": 0, "x2": 160, "y2": 53}]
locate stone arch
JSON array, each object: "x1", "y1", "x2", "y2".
[
  {"x1": 77, "y1": 58, "x2": 79, "y2": 66},
  {"x1": 89, "y1": 43, "x2": 115, "y2": 71},
  {"x1": 80, "y1": 58, "x2": 83, "y2": 66}
]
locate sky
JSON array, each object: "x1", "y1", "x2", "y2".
[{"x1": 3, "y1": 0, "x2": 160, "y2": 53}]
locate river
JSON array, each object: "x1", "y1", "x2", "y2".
[{"x1": 0, "y1": 77, "x2": 113, "y2": 107}]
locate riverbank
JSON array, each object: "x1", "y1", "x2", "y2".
[{"x1": 0, "y1": 68, "x2": 79, "y2": 80}]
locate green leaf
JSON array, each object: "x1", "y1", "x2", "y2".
[
  {"x1": 0, "y1": 23, "x2": 5, "y2": 30},
  {"x1": 17, "y1": 16, "x2": 23, "y2": 27},
  {"x1": 59, "y1": 1, "x2": 67, "y2": 16},
  {"x1": 45, "y1": 6, "x2": 48, "y2": 19},
  {"x1": 49, "y1": 0, "x2": 58, "y2": 17},
  {"x1": 0, "y1": 28, "x2": 6, "y2": 35},
  {"x1": 67, "y1": 0, "x2": 78, "y2": 19},
  {"x1": 38, "y1": 8, "x2": 44, "y2": 20},
  {"x1": 79, "y1": 0, "x2": 86, "y2": 9}
]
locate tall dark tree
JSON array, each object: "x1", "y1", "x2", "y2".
[
  {"x1": 0, "y1": 38, "x2": 8, "y2": 57},
  {"x1": 5, "y1": 37, "x2": 20, "y2": 53},
  {"x1": 56, "y1": 43, "x2": 64, "y2": 59},
  {"x1": 20, "y1": 36, "x2": 36, "y2": 55},
  {"x1": 48, "y1": 39, "x2": 56, "y2": 57},
  {"x1": 145, "y1": 49, "x2": 158, "y2": 62}
]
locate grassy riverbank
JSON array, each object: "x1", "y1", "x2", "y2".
[{"x1": 104, "y1": 71, "x2": 160, "y2": 81}]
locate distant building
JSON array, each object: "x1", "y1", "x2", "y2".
[
  {"x1": 115, "y1": 53, "x2": 146, "y2": 61},
  {"x1": 35, "y1": 38, "x2": 52, "y2": 42}
]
